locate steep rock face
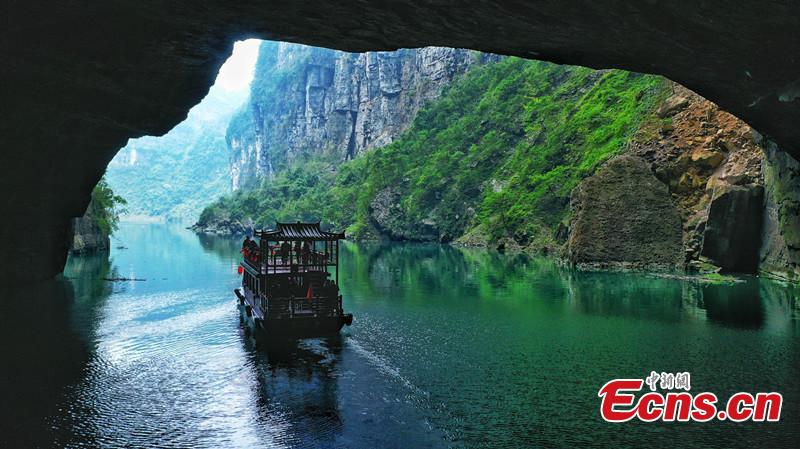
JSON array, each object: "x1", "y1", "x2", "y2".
[
  {"x1": 3, "y1": 1, "x2": 800, "y2": 283},
  {"x1": 205, "y1": 57, "x2": 670, "y2": 246},
  {"x1": 370, "y1": 187, "x2": 439, "y2": 241},
  {"x1": 630, "y1": 83, "x2": 766, "y2": 265},
  {"x1": 68, "y1": 199, "x2": 110, "y2": 255},
  {"x1": 369, "y1": 188, "x2": 409, "y2": 239},
  {"x1": 568, "y1": 155, "x2": 684, "y2": 271},
  {"x1": 570, "y1": 83, "x2": 800, "y2": 277},
  {"x1": 229, "y1": 43, "x2": 480, "y2": 190},
  {"x1": 760, "y1": 143, "x2": 800, "y2": 282}
]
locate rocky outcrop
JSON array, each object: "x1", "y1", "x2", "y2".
[
  {"x1": 190, "y1": 218, "x2": 252, "y2": 236},
  {"x1": 230, "y1": 43, "x2": 483, "y2": 190},
  {"x1": 369, "y1": 187, "x2": 439, "y2": 241},
  {"x1": 369, "y1": 188, "x2": 410, "y2": 239},
  {"x1": 627, "y1": 84, "x2": 768, "y2": 273},
  {"x1": 630, "y1": 84, "x2": 765, "y2": 263},
  {"x1": 569, "y1": 83, "x2": 800, "y2": 278},
  {"x1": 568, "y1": 155, "x2": 684, "y2": 271},
  {"x1": 68, "y1": 199, "x2": 110, "y2": 255}
]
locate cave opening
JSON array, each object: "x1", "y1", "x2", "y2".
[
  {"x1": 3, "y1": 1, "x2": 799, "y2": 285},
  {"x1": 88, "y1": 38, "x2": 792, "y2": 279},
  {"x1": 3, "y1": 5, "x2": 800, "y2": 447},
  {"x1": 103, "y1": 39, "x2": 261, "y2": 224}
]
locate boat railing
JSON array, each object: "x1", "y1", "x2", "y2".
[
  {"x1": 265, "y1": 249, "x2": 329, "y2": 270},
  {"x1": 243, "y1": 250, "x2": 332, "y2": 274},
  {"x1": 265, "y1": 295, "x2": 340, "y2": 319}
]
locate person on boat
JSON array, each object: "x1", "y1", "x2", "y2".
[
  {"x1": 294, "y1": 241, "x2": 302, "y2": 263},
  {"x1": 242, "y1": 236, "x2": 251, "y2": 259},
  {"x1": 248, "y1": 238, "x2": 259, "y2": 263},
  {"x1": 287, "y1": 276, "x2": 298, "y2": 296},
  {"x1": 302, "y1": 241, "x2": 311, "y2": 265},
  {"x1": 280, "y1": 241, "x2": 291, "y2": 265}
]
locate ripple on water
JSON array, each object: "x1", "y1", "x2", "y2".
[
  {"x1": 50, "y1": 282, "x2": 292, "y2": 448},
  {"x1": 36, "y1": 226, "x2": 800, "y2": 449}
]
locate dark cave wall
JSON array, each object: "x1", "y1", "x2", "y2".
[
  {"x1": 701, "y1": 186, "x2": 765, "y2": 273},
  {"x1": 1, "y1": 0, "x2": 799, "y2": 283}
]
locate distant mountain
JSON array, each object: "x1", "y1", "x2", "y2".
[{"x1": 106, "y1": 81, "x2": 247, "y2": 222}]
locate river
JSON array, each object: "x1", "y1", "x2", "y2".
[{"x1": 1, "y1": 222, "x2": 798, "y2": 448}]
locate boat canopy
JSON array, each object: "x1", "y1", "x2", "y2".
[
  {"x1": 256, "y1": 222, "x2": 345, "y2": 241},
  {"x1": 247, "y1": 222, "x2": 344, "y2": 283}
]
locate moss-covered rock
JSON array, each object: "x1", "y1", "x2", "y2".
[
  {"x1": 568, "y1": 155, "x2": 684, "y2": 271},
  {"x1": 759, "y1": 142, "x2": 800, "y2": 282}
]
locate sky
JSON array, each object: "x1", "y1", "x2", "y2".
[{"x1": 214, "y1": 39, "x2": 262, "y2": 92}]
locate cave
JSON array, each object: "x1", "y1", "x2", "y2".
[
  {"x1": 701, "y1": 186, "x2": 765, "y2": 273},
  {"x1": 2, "y1": 1, "x2": 799, "y2": 283}
]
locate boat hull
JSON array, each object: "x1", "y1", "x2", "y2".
[{"x1": 236, "y1": 288, "x2": 352, "y2": 338}]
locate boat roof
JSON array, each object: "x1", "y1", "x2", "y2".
[{"x1": 256, "y1": 221, "x2": 345, "y2": 241}]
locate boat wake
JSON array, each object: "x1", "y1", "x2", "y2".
[
  {"x1": 346, "y1": 338, "x2": 427, "y2": 398},
  {"x1": 344, "y1": 336, "x2": 465, "y2": 444}
]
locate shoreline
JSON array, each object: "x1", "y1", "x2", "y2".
[{"x1": 188, "y1": 224, "x2": 791, "y2": 285}]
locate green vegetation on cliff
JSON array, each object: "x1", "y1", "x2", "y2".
[
  {"x1": 200, "y1": 57, "x2": 668, "y2": 248},
  {"x1": 70, "y1": 177, "x2": 127, "y2": 254},
  {"x1": 91, "y1": 177, "x2": 128, "y2": 235}
]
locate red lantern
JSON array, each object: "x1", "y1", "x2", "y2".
[{"x1": 237, "y1": 265, "x2": 244, "y2": 275}]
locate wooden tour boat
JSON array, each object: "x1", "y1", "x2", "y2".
[{"x1": 235, "y1": 221, "x2": 353, "y2": 337}]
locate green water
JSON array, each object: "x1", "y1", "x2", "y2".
[{"x1": 1, "y1": 223, "x2": 798, "y2": 448}]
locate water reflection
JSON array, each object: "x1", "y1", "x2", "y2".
[
  {"x1": 563, "y1": 271, "x2": 775, "y2": 329},
  {"x1": 338, "y1": 242, "x2": 800, "y2": 448},
  {"x1": 699, "y1": 280, "x2": 764, "y2": 328},
  {"x1": 241, "y1": 336, "x2": 344, "y2": 448},
  {"x1": 196, "y1": 232, "x2": 242, "y2": 260},
  {"x1": 566, "y1": 270, "x2": 798, "y2": 331},
  {"x1": 344, "y1": 241, "x2": 798, "y2": 333}
]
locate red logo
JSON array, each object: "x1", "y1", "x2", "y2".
[{"x1": 598, "y1": 373, "x2": 782, "y2": 422}]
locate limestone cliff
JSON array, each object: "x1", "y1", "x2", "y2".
[
  {"x1": 204, "y1": 49, "x2": 800, "y2": 279},
  {"x1": 228, "y1": 42, "x2": 486, "y2": 190}
]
